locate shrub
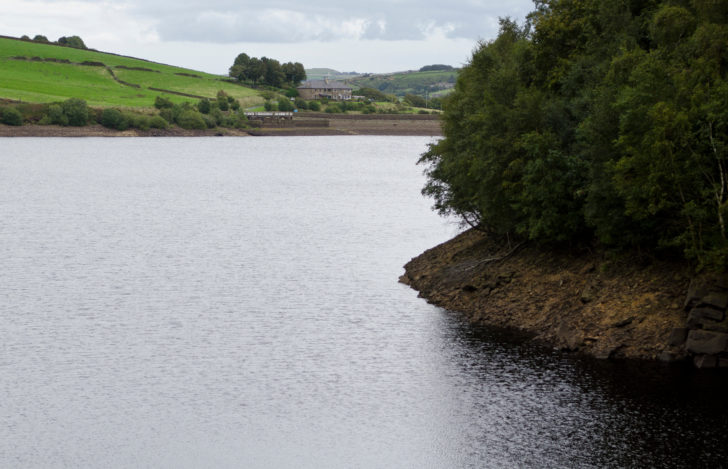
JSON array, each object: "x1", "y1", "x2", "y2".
[
  {"x1": 101, "y1": 108, "x2": 128, "y2": 130},
  {"x1": 154, "y1": 96, "x2": 174, "y2": 109},
  {"x1": 308, "y1": 101, "x2": 321, "y2": 111},
  {"x1": 210, "y1": 108, "x2": 224, "y2": 125},
  {"x1": 128, "y1": 113, "x2": 151, "y2": 131},
  {"x1": 197, "y1": 99, "x2": 211, "y2": 114},
  {"x1": 176, "y1": 110, "x2": 206, "y2": 130},
  {"x1": 325, "y1": 103, "x2": 343, "y2": 114},
  {"x1": 159, "y1": 108, "x2": 174, "y2": 123},
  {"x1": 61, "y1": 98, "x2": 89, "y2": 126},
  {"x1": 277, "y1": 99, "x2": 294, "y2": 112},
  {"x1": 1, "y1": 107, "x2": 23, "y2": 126},
  {"x1": 263, "y1": 101, "x2": 276, "y2": 111},
  {"x1": 46, "y1": 104, "x2": 68, "y2": 125},
  {"x1": 201, "y1": 114, "x2": 217, "y2": 129},
  {"x1": 230, "y1": 100, "x2": 240, "y2": 111},
  {"x1": 149, "y1": 115, "x2": 168, "y2": 129},
  {"x1": 294, "y1": 98, "x2": 307, "y2": 110}
]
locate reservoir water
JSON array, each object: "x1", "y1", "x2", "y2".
[{"x1": 2, "y1": 136, "x2": 727, "y2": 468}]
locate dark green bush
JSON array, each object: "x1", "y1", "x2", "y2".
[
  {"x1": 197, "y1": 99, "x2": 211, "y2": 114},
  {"x1": 210, "y1": 108, "x2": 224, "y2": 125},
  {"x1": 277, "y1": 99, "x2": 294, "y2": 112},
  {"x1": 176, "y1": 110, "x2": 206, "y2": 130},
  {"x1": 201, "y1": 114, "x2": 217, "y2": 129},
  {"x1": 46, "y1": 104, "x2": 68, "y2": 125},
  {"x1": 149, "y1": 115, "x2": 168, "y2": 129},
  {"x1": 101, "y1": 108, "x2": 128, "y2": 130},
  {"x1": 154, "y1": 96, "x2": 174, "y2": 110},
  {"x1": 325, "y1": 103, "x2": 343, "y2": 113},
  {"x1": 1, "y1": 107, "x2": 23, "y2": 126},
  {"x1": 308, "y1": 101, "x2": 321, "y2": 111},
  {"x1": 158, "y1": 108, "x2": 173, "y2": 123},
  {"x1": 61, "y1": 98, "x2": 89, "y2": 126},
  {"x1": 129, "y1": 113, "x2": 151, "y2": 131}
]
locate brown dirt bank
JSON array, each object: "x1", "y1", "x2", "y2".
[
  {"x1": 0, "y1": 115, "x2": 442, "y2": 137},
  {"x1": 401, "y1": 229, "x2": 695, "y2": 362},
  {"x1": 0, "y1": 123, "x2": 250, "y2": 137}
]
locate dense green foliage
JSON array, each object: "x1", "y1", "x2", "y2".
[
  {"x1": 1, "y1": 107, "x2": 23, "y2": 126},
  {"x1": 420, "y1": 0, "x2": 728, "y2": 269},
  {"x1": 57, "y1": 36, "x2": 87, "y2": 49},
  {"x1": 229, "y1": 53, "x2": 306, "y2": 87}
]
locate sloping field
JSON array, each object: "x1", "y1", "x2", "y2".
[
  {"x1": 0, "y1": 37, "x2": 262, "y2": 108},
  {"x1": 346, "y1": 69, "x2": 457, "y2": 97}
]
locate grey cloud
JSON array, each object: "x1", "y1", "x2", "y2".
[{"x1": 128, "y1": 0, "x2": 532, "y2": 43}]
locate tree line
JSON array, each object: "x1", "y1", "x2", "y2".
[
  {"x1": 420, "y1": 0, "x2": 728, "y2": 270},
  {"x1": 19, "y1": 34, "x2": 87, "y2": 49},
  {"x1": 229, "y1": 53, "x2": 306, "y2": 88}
]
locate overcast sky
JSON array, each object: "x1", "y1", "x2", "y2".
[{"x1": 2, "y1": 0, "x2": 534, "y2": 74}]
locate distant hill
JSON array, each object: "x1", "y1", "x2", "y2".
[
  {"x1": 304, "y1": 68, "x2": 362, "y2": 81},
  {"x1": 0, "y1": 36, "x2": 262, "y2": 108},
  {"x1": 344, "y1": 69, "x2": 459, "y2": 99}
]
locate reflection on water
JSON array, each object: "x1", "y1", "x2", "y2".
[{"x1": 1, "y1": 137, "x2": 727, "y2": 468}]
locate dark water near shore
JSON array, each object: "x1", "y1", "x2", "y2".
[{"x1": 2, "y1": 136, "x2": 727, "y2": 468}]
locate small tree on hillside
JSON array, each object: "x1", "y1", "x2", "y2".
[{"x1": 57, "y1": 35, "x2": 87, "y2": 49}]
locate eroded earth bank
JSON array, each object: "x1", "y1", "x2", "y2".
[{"x1": 401, "y1": 229, "x2": 728, "y2": 367}]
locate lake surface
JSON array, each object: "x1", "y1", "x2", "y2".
[{"x1": 2, "y1": 136, "x2": 728, "y2": 468}]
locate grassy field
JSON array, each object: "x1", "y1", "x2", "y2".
[{"x1": 0, "y1": 36, "x2": 263, "y2": 108}]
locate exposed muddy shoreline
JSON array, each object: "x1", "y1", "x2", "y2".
[
  {"x1": 400, "y1": 229, "x2": 707, "y2": 364},
  {"x1": 0, "y1": 114, "x2": 442, "y2": 137}
]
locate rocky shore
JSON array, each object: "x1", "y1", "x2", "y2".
[{"x1": 401, "y1": 229, "x2": 728, "y2": 367}]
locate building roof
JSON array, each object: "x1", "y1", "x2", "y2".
[{"x1": 298, "y1": 79, "x2": 351, "y2": 90}]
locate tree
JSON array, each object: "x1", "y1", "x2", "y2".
[
  {"x1": 197, "y1": 98, "x2": 211, "y2": 114},
  {"x1": 404, "y1": 94, "x2": 427, "y2": 108},
  {"x1": 1, "y1": 107, "x2": 23, "y2": 126},
  {"x1": 229, "y1": 53, "x2": 305, "y2": 87},
  {"x1": 101, "y1": 108, "x2": 128, "y2": 130},
  {"x1": 57, "y1": 35, "x2": 87, "y2": 49},
  {"x1": 216, "y1": 90, "x2": 229, "y2": 111},
  {"x1": 32, "y1": 35, "x2": 49, "y2": 43},
  {"x1": 260, "y1": 57, "x2": 285, "y2": 87},
  {"x1": 420, "y1": 0, "x2": 728, "y2": 268},
  {"x1": 282, "y1": 62, "x2": 306, "y2": 85},
  {"x1": 61, "y1": 98, "x2": 89, "y2": 126},
  {"x1": 358, "y1": 87, "x2": 388, "y2": 101},
  {"x1": 154, "y1": 96, "x2": 174, "y2": 109}
]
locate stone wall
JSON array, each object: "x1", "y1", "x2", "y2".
[{"x1": 667, "y1": 275, "x2": 728, "y2": 368}]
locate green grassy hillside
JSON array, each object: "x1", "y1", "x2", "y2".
[
  {"x1": 304, "y1": 68, "x2": 361, "y2": 81},
  {"x1": 345, "y1": 69, "x2": 458, "y2": 98},
  {"x1": 0, "y1": 37, "x2": 263, "y2": 108}
]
